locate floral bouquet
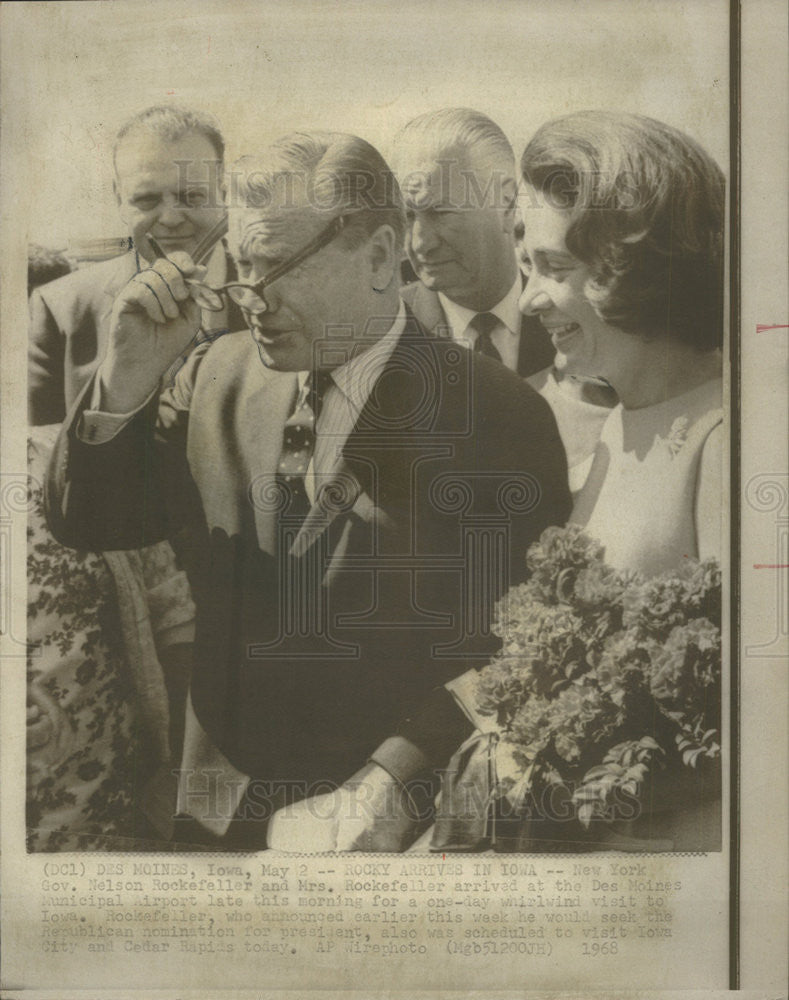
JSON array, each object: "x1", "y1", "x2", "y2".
[{"x1": 435, "y1": 525, "x2": 722, "y2": 850}]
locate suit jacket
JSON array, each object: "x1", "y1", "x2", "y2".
[
  {"x1": 400, "y1": 280, "x2": 555, "y2": 378},
  {"x1": 45, "y1": 312, "x2": 571, "y2": 791},
  {"x1": 28, "y1": 247, "x2": 245, "y2": 425}
]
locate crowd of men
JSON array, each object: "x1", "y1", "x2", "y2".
[{"x1": 34, "y1": 104, "x2": 589, "y2": 851}]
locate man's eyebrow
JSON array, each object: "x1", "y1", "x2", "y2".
[{"x1": 238, "y1": 233, "x2": 290, "y2": 265}]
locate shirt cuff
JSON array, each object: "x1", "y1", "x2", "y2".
[
  {"x1": 370, "y1": 685, "x2": 476, "y2": 784},
  {"x1": 370, "y1": 737, "x2": 430, "y2": 785},
  {"x1": 77, "y1": 381, "x2": 159, "y2": 444},
  {"x1": 156, "y1": 621, "x2": 196, "y2": 648}
]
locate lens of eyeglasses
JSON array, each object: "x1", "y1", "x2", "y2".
[
  {"x1": 226, "y1": 286, "x2": 267, "y2": 313},
  {"x1": 188, "y1": 283, "x2": 225, "y2": 312}
]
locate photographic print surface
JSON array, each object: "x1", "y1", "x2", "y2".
[{"x1": 2, "y1": 0, "x2": 787, "y2": 995}]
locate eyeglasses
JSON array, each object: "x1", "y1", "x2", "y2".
[{"x1": 173, "y1": 214, "x2": 349, "y2": 314}]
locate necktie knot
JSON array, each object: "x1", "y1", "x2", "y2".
[
  {"x1": 470, "y1": 312, "x2": 502, "y2": 362},
  {"x1": 470, "y1": 311, "x2": 499, "y2": 336},
  {"x1": 306, "y1": 368, "x2": 334, "y2": 423}
]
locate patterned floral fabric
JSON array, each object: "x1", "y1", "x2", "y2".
[{"x1": 26, "y1": 426, "x2": 194, "y2": 851}]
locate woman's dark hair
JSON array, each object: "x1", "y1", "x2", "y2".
[{"x1": 520, "y1": 111, "x2": 725, "y2": 350}]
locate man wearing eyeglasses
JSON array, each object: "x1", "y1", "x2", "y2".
[
  {"x1": 46, "y1": 131, "x2": 571, "y2": 851},
  {"x1": 28, "y1": 104, "x2": 244, "y2": 425}
]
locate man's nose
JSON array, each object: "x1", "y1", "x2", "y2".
[
  {"x1": 157, "y1": 199, "x2": 188, "y2": 228},
  {"x1": 518, "y1": 271, "x2": 552, "y2": 315},
  {"x1": 409, "y1": 214, "x2": 440, "y2": 254}
]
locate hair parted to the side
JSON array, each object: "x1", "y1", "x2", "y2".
[
  {"x1": 395, "y1": 107, "x2": 516, "y2": 176},
  {"x1": 233, "y1": 131, "x2": 405, "y2": 251},
  {"x1": 113, "y1": 104, "x2": 225, "y2": 172},
  {"x1": 521, "y1": 111, "x2": 725, "y2": 350}
]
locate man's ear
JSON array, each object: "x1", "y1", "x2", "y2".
[
  {"x1": 216, "y1": 164, "x2": 227, "y2": 205},
  {"x1": 368, "y1": 224, "x2": 397, "y2": 292},
  {"x1": 501, "y1": 177, "x2": 518, "y2": 234}
]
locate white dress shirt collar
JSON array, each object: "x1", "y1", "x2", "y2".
[
  {"x1": 330, "y1": 300, "x2": 406, "y2": 409},
  {"x1": 437, "y1": 275, "x2": 522, "y2": 341},
  {"x1": 437, "y1": 276, "x2": 522, "y2": 371},
  {"x1": 304, "y1": 300, "x2": 407, "y2": 500},
  {"x1": 296, "y1": 299, "x2": 407, "y2": 413}
]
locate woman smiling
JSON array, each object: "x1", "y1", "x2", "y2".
[
  {"x1": 518, "y1": 111, "x2": 724, "y2": 576},
  {"x1": 434, "y1": 113, "x2": 725, "y2": 854}
]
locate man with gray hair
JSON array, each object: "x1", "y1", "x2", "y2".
[
  {"x1": 28, "y1": 104, "x2": 243, "y2": 424},
  {"x1": 392, "y1": 107, "x2": 554, "y2": 377},
  {"x1": 46, "y1": 129, "x2": 571, "y2": 851}
]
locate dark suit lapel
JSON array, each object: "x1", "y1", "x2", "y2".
[
  {"x1": 342, "y1": 310, "x2": 435, "y2": 466},
  {"x1": 288, "y1": 456, "x2": 365, "y2": 559},
  {"x1": 290, "y1": 312, "x2": 433, "y2": 564}
]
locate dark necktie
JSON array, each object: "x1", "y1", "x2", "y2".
[
  {"x1": 470, "y1": 312, "x2": 503, "y2": 363},
  {"x1": 276, "y1": 369, "x2": 334, "y2": 523}
]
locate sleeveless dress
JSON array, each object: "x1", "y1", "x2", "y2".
[
  {"x1": 527, "y1": 367, "x2": 615, "y2": 496},
  {"x1": 564, "y1": 376, "x2": 724, "y2": 850},
  {"x1": 571, "y1": 378, "x2": 723, "y2": 575}
]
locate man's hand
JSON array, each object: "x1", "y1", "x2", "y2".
[
  {"x1": 98, "y1": 253, "x2": 205, "y2": 413},
  {"x1": 266, "y1": 763, "x2": 424, "y2": 852}
]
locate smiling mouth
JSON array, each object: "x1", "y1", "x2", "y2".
[
  {"x1": 544, "y1": 322, "x2": 582, "y2": 343},
  {"x1": 417, "y1": 258, "x2": 456, "y2": 269},
  {"x1": 249, "y1": 324, "x2": 292, "y2": 343}
]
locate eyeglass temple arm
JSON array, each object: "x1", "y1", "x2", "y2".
[
  {"x1": 191, "y1": 213, "x2": 229, "y2": 265},
  {"x1": 233, "y1": 214, "x2": 346, "y2": 291},
  {"x1": 145, "y1": 213, "x2": 229, "y2": 267}
]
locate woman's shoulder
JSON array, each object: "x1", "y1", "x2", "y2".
[{"x1": 607, "y1": 376, "x2": 722, "y2": 450}]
